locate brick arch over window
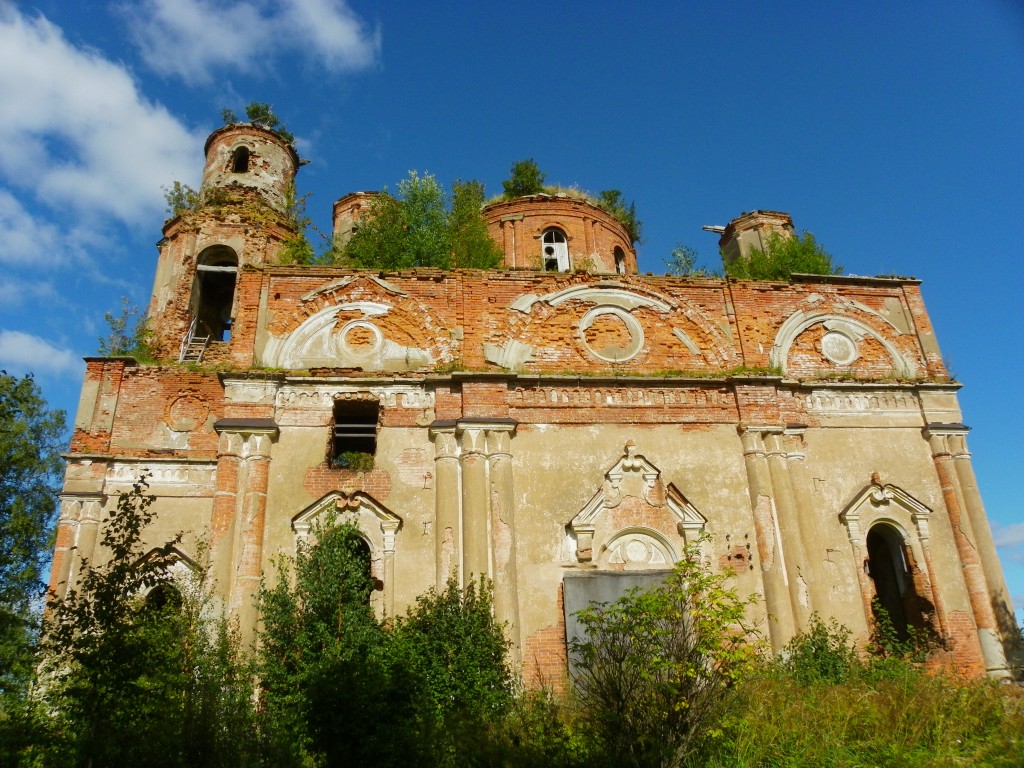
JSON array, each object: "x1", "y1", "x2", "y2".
[{"x1": 292, "y1": 491, "x2": 402, "y2": 617}]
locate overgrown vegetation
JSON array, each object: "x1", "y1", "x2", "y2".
[
  {"x1": 570, "y1": 539, "x2": 757, "y2": 767},
  {"x1": 97, "y1": 296, "x2": 158, "y2": 361},
  {"x1": 3, "y1": 479, "x2": 1021, "y2": 766},
  {"x1": 500, "y1": 159, "x2": 644, "y2": 244},
  {"x1": 256, "y1": 518, "x2": 515, "y2": 766},
  {"x1": 340, "y1": 171, "x2": 504, "y2": 270},
  {"x1": 222, "y1": 102, "x2": 295, "y2": 144},
  {"x1": 0, "y1": 373, "x2": 65, "y2": 699},
  {"x1": 664, "y1": 243, "x2": 716, "y2": 277},
  {"x1": 725, "y1": 229, "x2": 842, "y2": 279},
  {"x1": 331, "y1": 450, "x2": 375, "y2": 471}
]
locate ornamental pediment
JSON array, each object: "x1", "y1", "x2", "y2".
[{"x1": 567, "y1": 441, "x2": 706, "y2": 565}]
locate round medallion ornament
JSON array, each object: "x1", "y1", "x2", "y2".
[
  {"x1": 578, "y1": 306, "x2": 644, "y2": 362},
  {"x1": 821, "y1": 330, "x2": 858, "y2": 365},
  {"x1": 336, "y1": 320, "x2": 384, "y2": 359}
]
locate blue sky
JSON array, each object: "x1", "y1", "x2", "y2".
[{"x1": 1, "y1": 1, "x2": 1022, "y2": 619}]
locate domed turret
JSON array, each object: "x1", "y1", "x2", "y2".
[
  {"x1": 482, "y1": 194, "x2": 638, "y2": 275},
  {"x1": 201, "y1": 123, "x2": 301, "y2": 213}
]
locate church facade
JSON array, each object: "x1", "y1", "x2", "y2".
[{"x1": 51, "y1": 123, "x2": 1018, "y2": 682}]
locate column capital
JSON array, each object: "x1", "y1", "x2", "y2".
[{"x1": 214, "y1": 418, "x2": 278, "y2": 458}]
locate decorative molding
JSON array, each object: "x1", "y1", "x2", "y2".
[
  {"x1": 804, "y1": 389, "x2": 919, "y2": 414},
  {"x1": 263, "y1": 302, "x2": 436, "y2": 371},
  {"x1": 770, "y1": 311, "x2": 917, "y2": 377},
  {"x1": 277, "y1": 384, "x2": 435, "y2": 410},
  {"x1": 292, "y1": 490, "x2": 403, "y2": 554},
  {"x1": 568, "y1": 441, "x2": 706, "y2": 563},
  {"x1": 839, "y1": 481, "x2": 933, "y2": 546},
  {"x1": 578, "y1": 306, "x2": 645, "y2": 362},
  {"x1": 106, "y1": 461, "x2": 217, "y2": 487}
]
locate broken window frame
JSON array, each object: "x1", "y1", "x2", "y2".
[
  {"x1": 542, "y1": 228, "x2": 570, "y2": 272},
  {"x1": 331, "y1": 399, "x2": 379, "y2": 469}
]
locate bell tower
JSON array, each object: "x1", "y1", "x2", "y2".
[
  {"x1": 148, "y1": 123, "x2": 302, "y2": 363},
  {"x1": 200, "y1": 123, "x2": 301, "y2": 215}
]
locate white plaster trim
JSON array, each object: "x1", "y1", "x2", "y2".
[
  {"x1": 292, "y1": 491, "x2": 403, "y2": 554},
  {"x1": 770, "y1": 311, "x2": 917, "y2": 377}
]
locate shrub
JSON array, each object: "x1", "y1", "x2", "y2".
[
  {"x1": 570, "y1": 539, "x2": 757, "y2": 767},
  {"x1": 725, "y1": 230, "x2": 841, "y2": 280}
]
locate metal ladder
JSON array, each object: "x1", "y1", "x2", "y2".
[{"x1": 178, "y1": 318, "x2": 211, "y2": 363}]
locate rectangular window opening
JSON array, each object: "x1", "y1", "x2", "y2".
[{"x1": 332, "y1": 400, "x2": 379, "y2": 470}]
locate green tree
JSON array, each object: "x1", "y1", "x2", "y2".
[
  {"x1": 597, "y1": 189, "x2": 643, "y2": 245},
  {"x1": 342, "y1": 171, "x2": 502, "y2": 270},
  {"x1": 97, "y1": 296, "x2": 157, "y2": 361},
  {"x1": 395, "y1": 581, "x2": 516, "y2": 724},
  {"x1": 257, "y1": 519, "x2": 416, "y2": 766},
  {"x1": 0, "y1": 373, "x2": 65, "y2": 692},
  {"x1": 664, "y1": 244, "x2": 714, "y2": 277},
  {"x1": 502, "y1": 158, "x2": 546, "y2": 198},
  {"x1": 725, "y1": 230, "x2": 841, "y2": 280},
  {"x1": 449, "y1": 179, "x2": 504, "y2": 269},
  {"x1": 570, "y1": 540, "x2": 757, "y2": 768},
  {"x1": 221, "y1": 102, "x2": 294, "y2": 143},
  {"x1": 40, "y1": 477, "x2": 257, "y2": 768}
]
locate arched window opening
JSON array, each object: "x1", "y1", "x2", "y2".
[
  {"x1": 614, "y1": 246, "x2": 626, "y2": 275},
  {"x1": 193, "y1": 246, "x2": 238, "y2": 342},
  {"x1": 313, "y1": 524, "x2": 376, "y2": 605},
  {"x1": 542, "y1": 228, "x2": 570, "y2": 272},
  {"x1": 231, "y1": 146, "x2": 250, "y2": 173},
  {"x1": 145, "y1": 584, "x2": 183, "y2": 611},
  {"x1": 866, "y1": 524, "x2": 933, "y2": 642}
]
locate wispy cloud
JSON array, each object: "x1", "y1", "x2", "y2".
[
  {"x1": 123, "y1": 0, "x2": 380, "y2": 85},
  {"x1": 994, "y1": 522, "x2": 1024, "y2": 568},
  {"x1": 0, "y1": 276, "x2": 58, "y2": 307},
  {"x1": 0, "y1": 330, "x2": 82, "y2": 377},
  {"x1": 0, "y1": 7, "x2": 201, "y2": 228}
]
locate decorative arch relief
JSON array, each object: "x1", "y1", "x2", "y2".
[
  {"x1": 263, "y1": 302, "x2": 437, "y2": 371},
  {"x1": 567, "y1": 441, "x2": 706, "y2": 564},
  {"x1": 770, "y1": 311, "x2": 917, "y2": 377},
  {"x1": 485, "y1": 282, "x2": 738, "y2": 370},
  {"x1": 292, "y1": 490, "x2": 402, "y2": 555}
]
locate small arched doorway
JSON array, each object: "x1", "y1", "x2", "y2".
[{"x1": 866, "y1": 523, "x2": 932, "y2": 642}]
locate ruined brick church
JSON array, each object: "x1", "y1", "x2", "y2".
[{"x1": 52, "y1": 123, "x2": 1018, "y2": 681}]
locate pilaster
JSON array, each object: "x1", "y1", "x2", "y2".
[{"x1": 925, "y1": 424, "x2": 1009, "y2": 677}]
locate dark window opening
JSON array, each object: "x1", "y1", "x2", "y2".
[
  {"x1": 614, "y1": 246, "x2": 626, "y2": 275},
  {"x1": 231, "y1": 146, "x2": 250, "y2": 173},
  {"x1": 145, "y1": 584, "x2": 183, "y2": 611},
  {"x1": 866, "y1": 524, "x2": 934, "y2": 642},
  {"x1": 542, "y1": 228, "x2": 569, "y2": 271},
  {"x1": 194, "y1": 246, "x2": 238, "y2": 342},
  {"x1": 332, "y1": 400, "x2": 379, "y2": 469}
]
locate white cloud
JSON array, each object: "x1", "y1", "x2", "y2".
[
  {"x1": 0, "y1": 8, "x2": 202, "y2": 226},
  {"x1": 123, "y1": 0, "x2": 380, "y2": 84},
  {"x1": 0, "y1": 330, "x2": 82, "y2": 377},
  {"x1": 284, "y1": 0, "x2": 380, "y2": 71},
  {"x1": 121, "y1": 0, "x2": 274, "y2": 84},
  {"x1": 995, "y1": 523, "x2": 1024, "y2": 549},
  {"x1": 0, "y1": 190, "x2": 66, "y2": 266},
  {"x1": 0, "y1": 277, "x2": 57, "y2": 307},
  {"x1": 995, "y1": 522, "x2": 1024, "y2": 566}
]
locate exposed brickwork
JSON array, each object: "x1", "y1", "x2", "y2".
[
  {"x1": 65, "y1": 125, "x2": 1004, "y2": 681},
  {"x1": 523, "y1": 583, "x2": 569, "y2": 693}
]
